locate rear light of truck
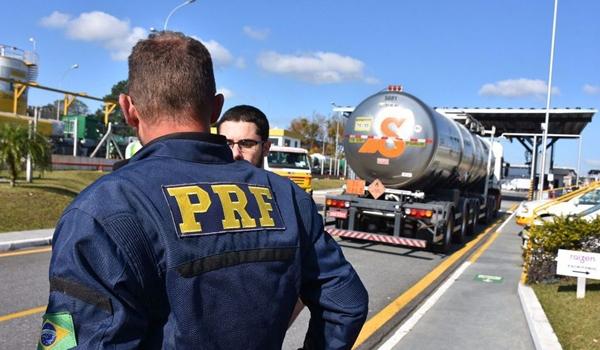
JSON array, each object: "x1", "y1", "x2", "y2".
[
  {"x1": 326, "y1": 199, "x2": 350, "y2": 208},
  {"x1": 404, "y1": 208, "x2": 433, "y2": 218}
]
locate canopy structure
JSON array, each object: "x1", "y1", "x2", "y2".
[
  {"x1": 435, "y1": 107, "x2": 595, "y2": 137},
  {"x1": 436, "y1": 107, "x2": 597, "y2": 198}
]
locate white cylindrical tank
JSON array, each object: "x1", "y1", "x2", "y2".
[
  {"x1": 0, "y1": 44, "x2": 37, "y2": 114},
  {"x1": 343, "y1": 89, "x2": 491, "y2": 191}
]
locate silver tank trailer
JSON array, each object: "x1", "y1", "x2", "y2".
[{"x1": 343, "y1": 90, "x2": 490, "y2": 191}]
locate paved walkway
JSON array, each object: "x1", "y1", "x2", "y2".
[{"x1": 376, "y1": 211, "x2": 560, "y2": 350}]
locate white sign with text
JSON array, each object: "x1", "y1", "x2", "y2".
[{"x1": 556, "y1": 249, "x2": 600, "y2": 280}]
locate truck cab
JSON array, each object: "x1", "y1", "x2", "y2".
[{"x1": 264, "y1": 145, "x2": 312, "y2": 194}]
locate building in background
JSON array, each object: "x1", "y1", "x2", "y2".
[{"x1": 268, "y1": 128, "x2": 302, "y2": 148}]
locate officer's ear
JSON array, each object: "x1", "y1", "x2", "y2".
[
  {"x1": 120, "y1": 94, "x2": 139, "y2": 128},
  {"x1": 210, "y1": 93, "x2": 224, "y2": 125}
]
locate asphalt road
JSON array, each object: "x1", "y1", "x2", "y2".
[
  {"x1": 0, "y1": 192, "x2": 524, "y2": 349},
  {"x1": 0, "y1": 250, "x2": 50, "y2": 349}
]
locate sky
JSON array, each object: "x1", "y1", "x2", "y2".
[{"x1": 1, "y1": 0, "x2": 599, "y2": 173}]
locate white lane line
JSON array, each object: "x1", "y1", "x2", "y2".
[
  {"x1": 377, "y1": 261, "x2": 472, "y2": 350},
  {"x1": 496, "y1": 211, "x2": 517, "y2": 232},
  {"x1": 377, "y1": 210, "x2": 516, "y2": 350}
]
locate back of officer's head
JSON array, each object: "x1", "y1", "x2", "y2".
[{"x1": 127, "y1": 31, "x2": 216, "y2": 125}]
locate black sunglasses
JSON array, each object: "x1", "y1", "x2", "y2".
[{"x1": 226, "y1": 139, "x2": 264, "y2": 149}]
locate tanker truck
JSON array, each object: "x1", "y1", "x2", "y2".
[{"x1": 324, "y1": 86, "x2": 503, "y2": 252}]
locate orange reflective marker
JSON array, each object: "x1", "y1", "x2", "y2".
[
  {"x1": 358, "y1": 117, "x2": 406, "y2": 158},
  {"x1": 346, "y1": 179, "x2": 366, "y2": 195}
]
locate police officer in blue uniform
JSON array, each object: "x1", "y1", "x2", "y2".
[{"x1": 40, "y1": 31, "x2": 368, "y2": 350}]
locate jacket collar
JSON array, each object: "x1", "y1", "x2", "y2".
[{"x1": 126, "y1": 132, "x2": 234, "y2": 166}]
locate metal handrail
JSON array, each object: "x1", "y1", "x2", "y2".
[
  {"x1": 532, "y1": 181, "x2": 600, "y2": 218},
  {"x1": 540, "y1": 183, "x2": 580, "y2": 199},
  {"x1": 0, "y1": 44, "x2": 38, "y2": 65}
]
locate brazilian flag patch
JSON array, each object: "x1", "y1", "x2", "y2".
[{"x1": 37, "y1": 312, "x2": 77, "y2": 350}]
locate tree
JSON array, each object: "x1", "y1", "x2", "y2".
[
  {"x1": 95, "y1": 79, "x2": 126, "y2": 122},
  {"x1": 94, "y1": 80, "x2": 134, "y2": 137},
  {"x1": 289, "y1": 114, "x2": 324, "y2": 152},
  {"x1": 62, "y1": 99, "x2": 89, "y2": 115},
  {"x1": 325, "y1": 115, "x2": 345, "y2": 155},
  {"x1": 29, "y1": 99, "x2": 90, "y2": 119},
  {"x1": 0, "y1": 124, "x2": 51, "y2": 187}
]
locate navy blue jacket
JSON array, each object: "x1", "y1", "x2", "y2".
[{"x1": 43, "y1": 133, "x2": 368, "y2": 349}]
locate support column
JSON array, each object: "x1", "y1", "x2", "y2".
[
  {"x1": 577, "y1": 136, "x2": 582, "y2": 186},
  {"x1": 529, "y1": 136, "x2": 538, "y2": 200},
  {"x1": 26, "y1": 120, "x2": 32, "y2": 183},
  {"x1": 73, "y1": 118, "x2": 78, "y2": 157}
]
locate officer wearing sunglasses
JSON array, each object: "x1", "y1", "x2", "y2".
[{"x1": 218, "y1": 105, "x2": 308, "y2": 326}]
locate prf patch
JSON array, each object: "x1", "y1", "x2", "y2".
[
  {"x1": 38, "y1": 313, "x2": 77, "y2": 350},
  {"x1": 163, "y1": 182, "x2": 285, "y2": 237}
]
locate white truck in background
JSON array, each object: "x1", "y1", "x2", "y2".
[{"x1": 264, "y1": 145, "x2": 313, "y2": 194}]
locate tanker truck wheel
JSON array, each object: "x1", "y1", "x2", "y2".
[
  {"x1": 453, "y1": 204, "x2": 469, "y2": 244},
  {"x1": 468, "y1": 206, "x2": 478, "y2": 236},
  {"x1": 483, "y1": 198, "x2": 495, "y2": 224},
  {"x1": 432, "y1": 210, "x2": 453, "y2": 253}
]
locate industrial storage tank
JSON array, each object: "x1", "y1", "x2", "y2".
[
  {"x1": 0, "y1": 44, "x2": 38, "y2": 114},
  {"x1": 343, "y1": 88, "x2": 491, "y2": 191}
]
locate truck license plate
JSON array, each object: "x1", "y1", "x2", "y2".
[{"x1": 327, "y1": 208, "x2": 348, "y2": 219}]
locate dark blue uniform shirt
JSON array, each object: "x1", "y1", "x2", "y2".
[{"x1": 43, "y1": 133, "x2": 368, "y2": 349}]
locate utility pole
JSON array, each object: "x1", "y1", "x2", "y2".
[
  {"x1": 26, "y1": 108, "x2": 39, "y2": 182},
  {"x1": 538, "y1": 0, "x2": 559, "y2": 200},
  {"x1": 56, "y1": 64, "x2": 79, "y2": 120}
]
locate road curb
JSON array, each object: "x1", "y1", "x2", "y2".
[
  {"x1": 518, "y1": 282, "x2": 562, "y2": 350},
  {"x1": 0, "y1": 237, "x2": 53, "y2": 252}
]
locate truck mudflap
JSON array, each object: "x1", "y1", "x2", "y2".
[{"x1": 325, "y1": 227, "x2": 428, "y2": 249}]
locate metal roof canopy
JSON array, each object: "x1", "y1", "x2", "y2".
[
  {"x1": 434, "y1": 107, "x2": 596, "y2": 137},
  {"x1": 436, "y1": 107, "x2": 598, "y2": 197}
]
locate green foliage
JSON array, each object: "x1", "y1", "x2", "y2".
[
  {"x1": 524, "y1": 216, "x2": 600, "y2": 283},
  {"x1": 0, "y1": 170, "x2": 107, "y2": 231},
  {"x1": 0, "y1": 186, "x2": 75, "y2": 231},
  {"x1": 529, "y1": 216, "x2": 600, "y2": 253},
  {"x1": 0, "y1": 124, "x2": 51, "y2": 187},
  {"x1": 289, "y1": 115, "x2": 324, "y2": 152},
  {"x1": 93, "y1": 79, "x2": 134, "y2": 137},
  {"x1": 95, "y1": 79, "x2": 127, "y2": 123},
  {"x1": 325, "y1": 116, "x2": 345, "y2": 155},
  {"x1": 289, "y1": 112, "x2": 348, "y2": 154}
]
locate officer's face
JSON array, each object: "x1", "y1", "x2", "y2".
[{"x1": 219, "y1": 121, "x2": 270, "y2": 168}]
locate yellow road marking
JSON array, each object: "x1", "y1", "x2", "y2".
[
  {"x1": 0, "y1": 306, "x2": 46, "y2": 323},
  {"x1": 352, "y1": 204, "x2": 518, "y2": 349},
  {"x1": 0, "y1": 246, "x2": 51, "y2": 258}
]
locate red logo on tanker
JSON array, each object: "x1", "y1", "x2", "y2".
[{"x1": 358, "y1": 116, "x2": 406, "y2": 158}]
